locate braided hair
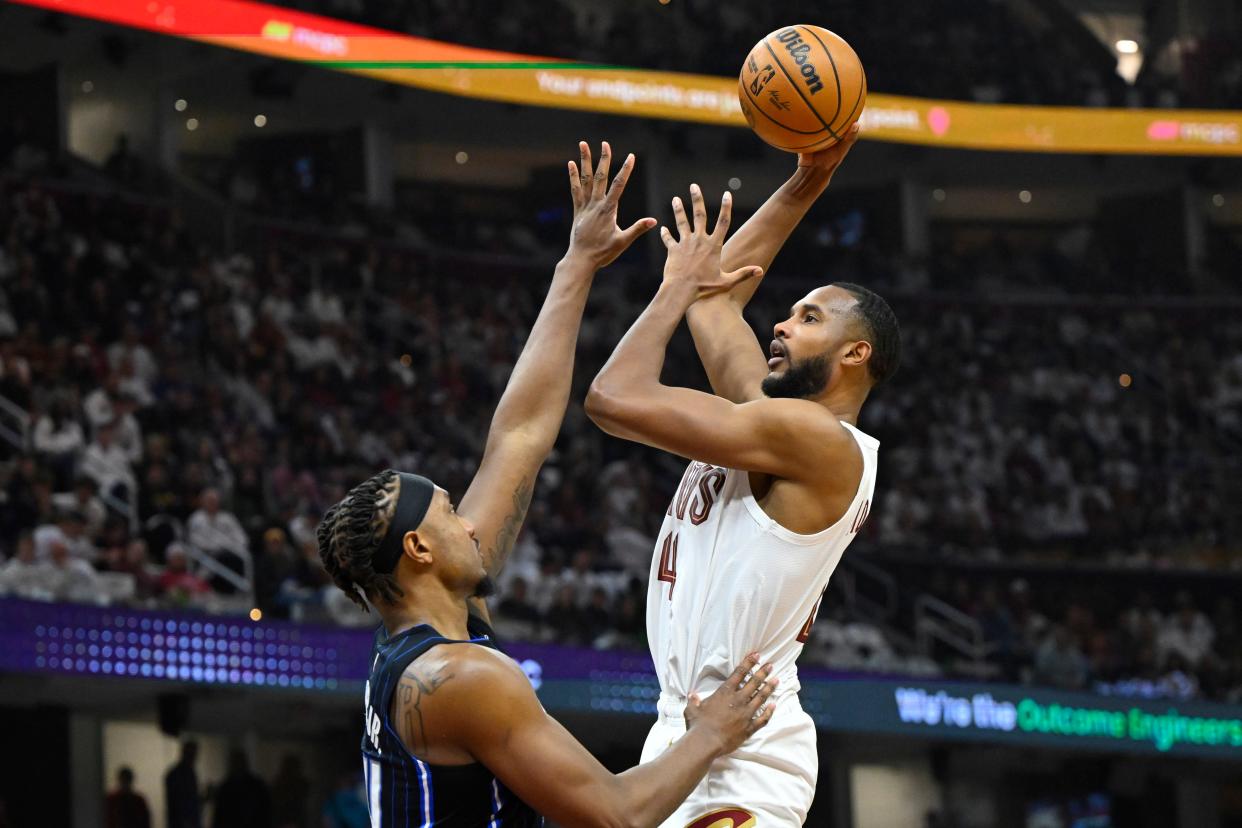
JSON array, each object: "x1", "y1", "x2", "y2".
[{"x1": 316, "y1": 469, "x2": 405, "y2": 611}]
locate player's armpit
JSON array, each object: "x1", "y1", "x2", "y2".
[{"x1": 586, "y1": 384, "x2": 857, "y2": 482}]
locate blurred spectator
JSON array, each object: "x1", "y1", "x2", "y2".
[
  {"x1": 321, "y1": 770, "x2": 368, "y2": 828},
  {"x1": 580, "y1": 586, "x2": 614, "y2": 646},
  {"x1": 165, "y1": 741, "x2": 202, "y2": 828},
  {"x1": 270, "y1": 754, "x2": 311, "y2": 828},
  {"x1": 210, "y1": 749, "x2": 270, "y2": 828},
  {"x1": 498, "y1": 577, "x2": 541, "y2": 625},
  {"x1": 52, "y1": 475, "x2": 107, "y2": 539},
  {"x1": 1157, "y1": 592, "x2": 1215, "y2": 670},
  {"x1": 34, "y1": 510, "x2": 96, "y2": 561},
  {"x1": 79, "y1": 421, "x2": 137, "y2": 505},
  {"x1": 256, "y1": 527, "x2": 306, "y2": 618},
  {"x1": 41, "y1": 537, "x2": 101, "y2": 602},
  {"x1": 1034, "y1": 625, "x2": 1089, "y2": 690},
  {"x1": 187, "y1": 489, "x2": 248, "y2": 593},
  {"x1": 31, "y1": 398, "x2": 84, "y2": 484},
  {"x1": 107, "y1": 323, "x2": 158, "y2": 389},
  {"x1": 103, "y1": 539, "x2": 160, "y2": 600},
  {"x1": 105, "y1": 767, "x2": 152, "y2": 828},
  {"x1": 0, "y1": 532, "x2": 45, "y2": 598},
  {"x1": 157, "y1": 543, "x2": 212, "y2": 602},
  {"x1": 545, "y1": 583, "x2": 584, "y2": 645}
]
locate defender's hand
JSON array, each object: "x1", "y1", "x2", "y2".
[
  {"x1": 661, "y1": 184, "x2": 761, "y2": 301},
  {"x1": 566, "y1": 141, "x2": 657, "y2": 269},
  {"x1": 683, "y1": 653, "x2": 777, "y2": 757},
  {"x1": 797, "y1": 122, "x2": 861, "y2": 181}
]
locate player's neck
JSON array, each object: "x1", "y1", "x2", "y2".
[
  {"x1": 818, "y1": 386, "x2": 866, "y2": 426},
  {"x1": 380, "y1": 582, "x2": 471, "y2": 640}
]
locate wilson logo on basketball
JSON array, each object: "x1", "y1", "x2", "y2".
[
  {"x1": 776, "y1": 28, "x2": 825, "y2": 94},
  {"x1": 684, "y1": 808, "x2": 757, "y2": 828}
]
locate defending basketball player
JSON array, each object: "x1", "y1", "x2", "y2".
[
  {"x1": 316, "y1": 142, "x2": 778, "y2": 828},
  {"x1": 584, "y1": 126, "x2": 901, "y2": 826}
]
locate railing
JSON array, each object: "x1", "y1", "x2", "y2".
[
  {"x1": 145, "y1": 514, "x2": 254, "y2": 600},
  {"x1": 0, "y1": 393, "x2": 29, "y2": 449},
  {"x1": 836, "y1": 554, "x2": 899, "y2": 625},
  {"x1": 0, "y1": 393, "x2": 136, "y2": 527},
  {"x1": 912, "y1": 593, "x2": 993, "y2": 675}
]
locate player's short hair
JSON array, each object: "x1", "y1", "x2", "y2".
[
  {"x1": 316, "y1": 469, "x2": 405, "y2": 610},
  {"x1": 832, "y1": 282, "x2": 901, "y2": 385}
]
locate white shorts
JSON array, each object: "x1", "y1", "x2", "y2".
[{"x1": 639, "y1": 693, "x2": 818, "y2": 827}]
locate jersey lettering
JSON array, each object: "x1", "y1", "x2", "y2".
[
  {"x1": 796, "y1": 588, "x2": 827, "y2": 644},
  {"x1": 657, "y1": 532, "x2": 678, "y2": 598},
  {"x1": 689, "y1": 468, "x2": 727, "y2": 526},
  {"x1": 667, "y1": 462, "x2": 727, "y2": 524},
  {"x1": 850, "y1": 499, "x2": 871, "y2": 534},
  {"x1": 363, "y1": 680, "x2": 382, "y2": 754}
]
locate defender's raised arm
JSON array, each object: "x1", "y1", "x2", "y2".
[{"x1": 457, "y1": 142, "x2": 655, "y2": 605}]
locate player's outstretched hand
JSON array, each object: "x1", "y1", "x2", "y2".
[
  {"x1": 797, "y1": 122, "x2": 861, "y2": 180},
  {"x1": 566, "y1": 140, "x2": 657, "y2": 270},
  {"x1": 684, "y1": 652, "x2": 777, "y2": 757},
  {"x1": 660, "y1": 184, "x2": 762, "y2": 301}
]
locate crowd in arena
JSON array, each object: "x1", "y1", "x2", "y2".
[
  {"x1": 1, "y1": 135, "x2": 1241, "y2": 702},
  {"x1": 273, "y1": 0, "x2": 1242, "y2": 108}
]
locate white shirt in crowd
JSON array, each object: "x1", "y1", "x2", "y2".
[
  {"x1": 33, "y1": 524, "x2": 97, "y2": 562},
  {"x1": 80, "y1": 440, "x2": 136, "y2": 497},
  {"x1": 32, "y1": 417, "x2": 85, "y2": 455},
  {"x1": 187, "y1": 508, "x2": 249, "y2": 556}
]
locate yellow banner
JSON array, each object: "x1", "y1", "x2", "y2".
[{"x1": 18, "y1": 0, "x2": 1242, "y2": 156}]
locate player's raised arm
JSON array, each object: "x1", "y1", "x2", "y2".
[
  {"x1": 586, "y1": 186, "x2": 861, "y2": 482},
  {"x1": 396, "y1": 648, "x2": 776, "y2": 828},
  {"x1": 457, "y1": 142, "x2": 656, "y2": 599},
  {"x1": 687, "y1": 124, "x2": 860, "y2": 403}
]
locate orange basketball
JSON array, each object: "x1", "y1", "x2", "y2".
[{"x1": 738, "y1": 25, "x2": 867, "y2": 153}]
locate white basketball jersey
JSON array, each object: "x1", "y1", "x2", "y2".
[{"x1": 646, "y1": 422, "x2": 878, "y2": 703}]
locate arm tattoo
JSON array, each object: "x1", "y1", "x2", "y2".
[
  {"x1": 485, "y1": 475, "x2": 535, "y2": 578},
  {"x1": 396, "y1": 663, "x2": 454, "y2": 757}
]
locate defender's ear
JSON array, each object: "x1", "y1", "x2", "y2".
[{"x1": 402, "y1": 531, "x2": 433, "y2": 565}]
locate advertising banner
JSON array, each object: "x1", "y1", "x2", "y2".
[
  {"x1": 16, "y1": 0, "x2": 1242, "y2": 155},
  {"x1": 5, "y1": 599, "x2": 1242, "y2": 760}
]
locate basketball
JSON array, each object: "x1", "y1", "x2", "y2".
[{"x1": 738, "y1": 25, "x2": 867, "y2": 153}]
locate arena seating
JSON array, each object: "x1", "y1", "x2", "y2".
[{"x1": 1, "y1": 151, "x2": 1239, "y2": 703}]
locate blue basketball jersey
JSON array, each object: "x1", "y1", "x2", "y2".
[{"x1": 360, "y1": 614, "x2": 542, "y2": 828}]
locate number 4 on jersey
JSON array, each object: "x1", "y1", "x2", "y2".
[{"x1": 657, "y1": 532, "x2": 679, "y2": 598}]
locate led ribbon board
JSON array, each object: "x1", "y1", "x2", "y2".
[
  {"x1": 15, "y1": 0, "x2": 1242, "y2": 156},
  {"x1": 6, "y1": 599, "x2": 1242, "y2": 759}
]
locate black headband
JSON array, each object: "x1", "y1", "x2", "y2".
[{"x1": 373, "y1": 472, "x2": 435, "y2": 575}]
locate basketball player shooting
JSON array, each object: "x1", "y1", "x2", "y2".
[
  {"x1": 585, "y1": 126, "x2": 901, "y2": 826},
  {"x1": 316, "y1": 142, "x2": 778, "y2": 828}
]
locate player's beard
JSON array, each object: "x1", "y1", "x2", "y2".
[
  {"x1": 472, "y1": 574, "x2": 497, "y2": 599},
  {"x1": 761, "y1": 353, "x2": 832, "y2": 399}
]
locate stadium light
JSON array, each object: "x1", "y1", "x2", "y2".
[{"x1": 1116, "y1": 39, "x2": 1139, "y2": 54}]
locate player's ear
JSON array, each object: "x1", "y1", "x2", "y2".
[
  {"x1": 842, "y1": 339, "x2": 872, "y2": 369},
  {"x1": 401, "y1": 530, "x2": 434, "y2": 565}
]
